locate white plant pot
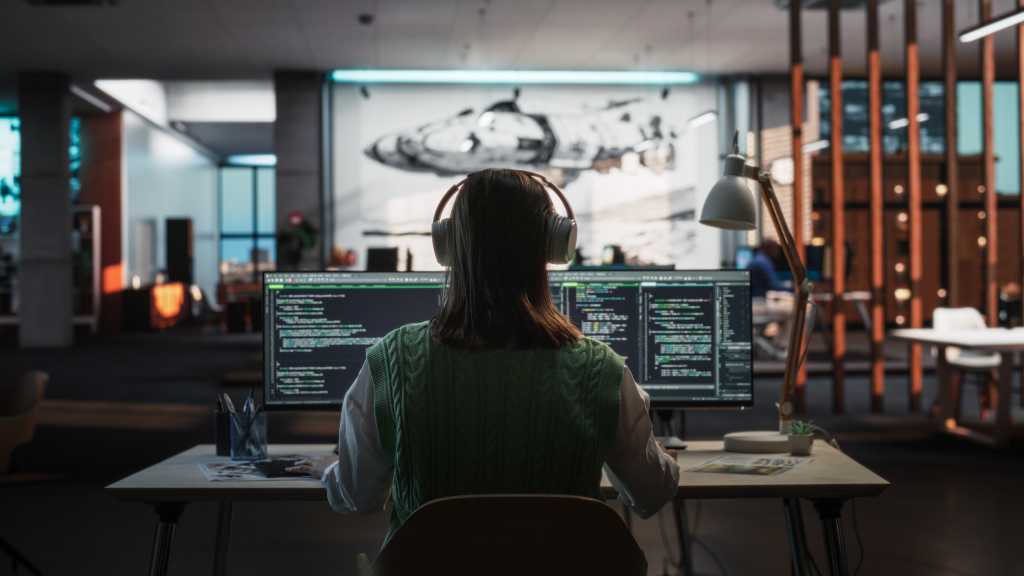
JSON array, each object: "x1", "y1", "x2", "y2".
[{"x1": 789, "y1": 434, "x2": 814, "y2": 456}]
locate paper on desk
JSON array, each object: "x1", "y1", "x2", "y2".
[
  {"x1": 199, "y1": 456, "x2": 314, "y2": 482},
  {"x1": 689, "y1": 454, "x2": 812, "y2": 476},
  {"x1": 200, "y1": 462, "x2": 266, "y2": 481}
]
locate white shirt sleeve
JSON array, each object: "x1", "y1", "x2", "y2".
[
  {"x1": 321, "y1": 360, "x2": 393, "y2": 513},
  {"x1": 603, "y1": 366, "x2": 681, "y2": 518}
]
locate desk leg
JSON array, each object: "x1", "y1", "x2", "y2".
[
  {"x1": 995, "y1": 351, "x2": 1015, "y2": 446},
  {"x1": 813, "y1": 500, "x2": 849, "y2": 576},
  {"x1": 673, "y1": 499, "x2": 695, "y2": 576},
  {"x1": 782, "y1": 498, "x2": 810, "y2": 576},
  {"x1": 936, "y1": 349, "x2": 954, "y2": 422},
  {"x1": 213, "y1": 501, "x2": 233, "y2": 576},
  {"x1": 148, "y1": 503, "x2": 185, "y2": 576}
]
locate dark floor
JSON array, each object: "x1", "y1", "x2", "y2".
[{"x1": 1, "y1": 328, "x2": 1022, "y2": 576}]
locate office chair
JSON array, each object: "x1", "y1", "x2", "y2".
[
  {"x1": 931, "y1": 308, "x2": 1000, "y2": 420},
  {"x1": 372, "y1": 494, "x2": 647, "y2": 576},
  {"x1": 0, "y1": 371, "x2": 48, "y2": 576}
]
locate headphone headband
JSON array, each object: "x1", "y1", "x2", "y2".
[{"x1": 431, "y1": 169, "x2": 578, "y2": 266}]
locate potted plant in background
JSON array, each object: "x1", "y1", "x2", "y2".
[{"x1": 788, "y1": 420, "x2": 816, "y2": 456}]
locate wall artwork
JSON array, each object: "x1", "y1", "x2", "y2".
[{"x1": 332, "y1": 83, "x2": 720, "y2": 271}]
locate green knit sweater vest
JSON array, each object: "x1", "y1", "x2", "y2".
[{"x1": 366, "y1": 321, "x2": 623, "y2": 535}]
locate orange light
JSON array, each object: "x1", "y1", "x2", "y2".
[
  {"x1": 102, "y1": 264, "x2": 123, "y2": 294},
  {"x1": 152, "y1": 283, "x2": 185, "y2": 321},
  {"x1": 944, "y1": 418, "x2": 957, "y2": 430}
]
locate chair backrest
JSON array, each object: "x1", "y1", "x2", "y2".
[
  {"x1": 932, "y1": 308, "x2": 988, "y2": 362},
  {"x1": 0, "y1": 371, "x2": 48, "y2": 473},
  {"x1": 373, "y1": 494, "x2": 647, "y2": 576}
]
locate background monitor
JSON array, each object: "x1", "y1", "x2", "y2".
[
  {"x1": 549, "y1": 269, "x2": 753, "y2": 408},
  {"x1": 263, "y1": 271, "x2": 445, "y2": 409}
]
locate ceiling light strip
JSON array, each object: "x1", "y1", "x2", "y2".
[{"x1": 330, "y1": 69, "x2": 700, "y2": 85}]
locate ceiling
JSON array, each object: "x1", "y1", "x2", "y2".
[
  {"x1": 2, "y1": 0, "x2": 1024, "y2": 83},
  {"x1": 178, "y1": 121, "x2": 273, "y2": 155}
]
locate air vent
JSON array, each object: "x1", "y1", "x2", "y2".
[
  {"x1": 774, "y1": 0, "x2": 892, "y2": 9},
  {"x1": 25, "y1": 0, "x2": 116, "y2": 6}
]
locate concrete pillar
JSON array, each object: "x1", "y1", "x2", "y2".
[
  {"x1": 18, "y1": 72, "x2": 73, "y2": 348},
  {"x1": 273, "y1": 70, "x2": 326, "y2": 269}
]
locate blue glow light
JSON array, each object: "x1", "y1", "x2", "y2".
[
  {"x1": 330, "y1": 69, "x2": 700, "y2": 86},
  {"x1": 225, "y1": 154, "x2": 277, "y2": 167}
]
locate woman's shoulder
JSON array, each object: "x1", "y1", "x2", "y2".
[
  {"x1": 566, "y1": 336, "x2": 624, "y2": 365},
  {"x1": 370, "y1": 320, "x2": 432, "y2": 350}
]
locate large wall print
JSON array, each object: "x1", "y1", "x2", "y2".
[{"x1": 332, "y1": 83, "x2": 720, "y2": 271}]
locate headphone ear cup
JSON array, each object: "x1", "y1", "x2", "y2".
[
  {"x1": 432, "y1": 219, "x2": 452, "y2": 266},
  {"x1": 545, "y1": 215, "x2": 577, "y2": 264}
]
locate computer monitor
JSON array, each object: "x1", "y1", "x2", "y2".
[
  {"x1": 549, "y1": 270, "x2": 753, "y2": 408},
  {"x1": 263, "y1": 271, "x2": 445, "y2": 409},
  {"x1": 263, "y1": 269, "x2": 753, "y2": 410},
  {"x1": 735, "y1": 246, "x2": 754, "y2": 270}
]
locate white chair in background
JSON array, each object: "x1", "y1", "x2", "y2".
[{"x1": 931, "y1": 307, "x2": 1000, "y2": 420}]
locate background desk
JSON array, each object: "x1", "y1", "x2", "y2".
[
  {"x1": 891, "y1": 328, "x2": 1023, "y2": 446},
  {"x1": 108, "y1": 442, "x2": 887, "y2": 576}
]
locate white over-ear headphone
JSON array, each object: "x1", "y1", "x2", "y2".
[{"x1": 431, "y1": 170, "x2": 578, "y2": 266}]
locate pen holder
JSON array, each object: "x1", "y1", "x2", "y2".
[
  {"x1": 230, "y1": 412, "x2": 268, "y2": 461},
  {"x1": 215, "y1": 411, "x2": 231, "y2": 457}
]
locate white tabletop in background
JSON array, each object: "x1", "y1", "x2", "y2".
[
  {"x1": 107, "y1": 442, "x2": 888, "y2": 503},
  {"x1": 890, "y1": 328, "x2": 1024, "y2": 351}
]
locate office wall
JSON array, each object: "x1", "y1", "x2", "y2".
[
  {"x1": 122, "y1": 111, "x2": 218, "y2": 298},
  {"x1": 331, "y1": 83, "x2": 720, "y2": 270}
]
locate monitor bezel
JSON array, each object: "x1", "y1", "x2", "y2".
[{"x1": 548, "y1": 268, "x2": 754, "y2": 410}]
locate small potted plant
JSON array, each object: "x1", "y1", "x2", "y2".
[{"x1": 788, "y1": 420, "x2": 816, "y2": 456}]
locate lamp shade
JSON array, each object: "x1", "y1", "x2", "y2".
[{"x1": 699, "y1": 154, "x2": 758, "y2": 231}]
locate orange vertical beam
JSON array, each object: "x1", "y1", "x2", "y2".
[
  {"x1": 867, "y1": 0, "x2": 885, "y2": 413},
  {"x1": 1019, "y1": 0, "x2": 1024, "y2": 302},
  {"x1": 790, "y1": 0, "x2": 807, "y2": 414},
  {"x1": 981, "y1": 0, "x2": 998, "y2": 326},
  {"x1": 829, "y1": 0, "x2": 846, "y2": 414},
  {"x1": 944, "y1": 0, "x2": 960, "y2": 308},
  {"x1": 906, "y1": 0, "x2": 923, "y2": 412}
]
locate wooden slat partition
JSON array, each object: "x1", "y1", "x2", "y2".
[
  {"x1": 790, "y1": 0, "x2": 807, "y2": 414},
  {"x1": 944, "y1": 0, "x2": 960, "y2": 309},
  {"x1": 906, "y1": 0, "x2": 923, "y2": 412},
  {"x1": 867, "y1": 0, "x2": 885, "y2": 413},
  {"x1": 829, "y1": 0, "x2": 846, "y2": 414},
  {"x1": 981, "y1": 0, "x2": 998, "y2": 326}
]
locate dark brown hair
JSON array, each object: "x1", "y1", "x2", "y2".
[{"x1": 431, "y1": 169, "x2": 581, "y2": 349}]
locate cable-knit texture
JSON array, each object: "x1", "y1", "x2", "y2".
[{"x1": 367, "y1": 321, "x2": 622, "y2": 536}]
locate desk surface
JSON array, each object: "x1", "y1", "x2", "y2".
[
  {"x1": 107, "y1": 442, "x2": 888, "y2": 503},
  {"x1": 890, "y1": 328, "x2": 1024, "y2": 351}
]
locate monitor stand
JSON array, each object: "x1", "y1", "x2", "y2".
[{"x1": 653, "y1": 409, "x2": 687, "y2": 450}]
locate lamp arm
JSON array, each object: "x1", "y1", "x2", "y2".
[{"x1": 749, "y1": 168, "x2": 812, "y2": 429}]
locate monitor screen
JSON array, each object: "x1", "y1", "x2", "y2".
[
  {"x1": 549, "y1": 270, "x2": 753, "y2": 407},
  {"x1": 264, "y1": 269, "x2": 752, "y2": 409},
  {"x1": 263, "y1": 271, "x2": 445, "y2": 408}
]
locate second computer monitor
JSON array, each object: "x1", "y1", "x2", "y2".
[{"x1": 549, "y1": 270, "x2": 753, "y2": 407}]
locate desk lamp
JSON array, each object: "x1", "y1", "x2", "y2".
[{"x1": 700, "y1": 134, "x2": 812, "y2": 453}]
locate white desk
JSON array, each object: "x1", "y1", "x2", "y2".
[
  {"x1": 108, "y1": 442, "x2": 887, "y2": 576},
  {"x1": 890, "y1": 328, "x2": 1023, "y2": 445}
]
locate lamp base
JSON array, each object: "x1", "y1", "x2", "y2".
[{"x1": 723, "y1": 431, "x2": 791, "y2": 454}]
